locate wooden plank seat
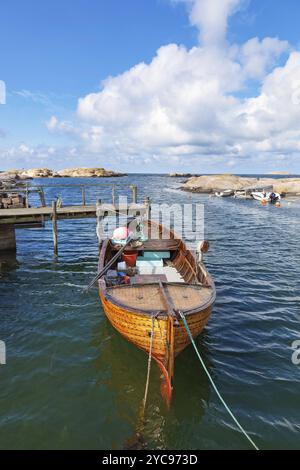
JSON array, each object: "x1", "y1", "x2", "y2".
[{"x1": 111, "y1": 239, "x2": 181, "y2": 252}]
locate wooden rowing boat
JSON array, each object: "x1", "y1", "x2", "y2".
[{"x1": 98, "y1": 219, "x2": 216, "y2": 403}]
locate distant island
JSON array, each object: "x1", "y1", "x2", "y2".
[
  {"x1": 182, "y1": 174, "x2": 300, "y2": 196},
  {"x1": 169, "y1": 172, "x2": 199, "y2": 178},
  {"x1": 0, "y1": 167, "x2": 126, "y2": 179}
]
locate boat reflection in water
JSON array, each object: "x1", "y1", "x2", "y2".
[{"x1": 92, "y1": 318, "x2": 212, "y2": 449}]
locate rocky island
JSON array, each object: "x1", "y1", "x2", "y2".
[
  {"x1": 56, "y1": 168, "x2": 125, "y2": 178},
  {"x1": 169, "y1": 172, "x2": 198, "y2": 178},
  {"x1": 0, "y1": 167, "x2": 126, "y2": 179},
  {"x1": 183, "y1": 174, "x2": 300, "y2": 196}
]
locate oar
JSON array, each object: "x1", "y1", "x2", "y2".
[{"x1": 85, "y1": 237, "x2": 132, "y2": 292}]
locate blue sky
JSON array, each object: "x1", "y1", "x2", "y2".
[{"x1": 1, "y1": 0, "x2": 300, "y2": 173}]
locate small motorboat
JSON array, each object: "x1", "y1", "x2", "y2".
[
  {"x1": 215, "y1": 189, "x2": 234, "y2": 198},
  {"x1": 234, "y1": 189, "x2": 247, "y2": 199},
  {"x1": 251, "y1": 191, "x2": 281, "y2": 204},
  {"x1": 98, "y1": 219, "x2": 216, "y2": 404}
]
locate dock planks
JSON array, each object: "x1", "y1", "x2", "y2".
[{"x1": 0, "y1": 203, "x2": 147, "y2": 225}]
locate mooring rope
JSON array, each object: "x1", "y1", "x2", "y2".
[
  {"x1": 142, "y1": 316, "x2": 155, "y2": 413},
  {"x1": 178, "y1": 311, "x2": 259, "y2": 451}
]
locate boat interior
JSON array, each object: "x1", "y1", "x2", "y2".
[{"x1": 102, "y1": 238, "x2": 214, "y2": 314}]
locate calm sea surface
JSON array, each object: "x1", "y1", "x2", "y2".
[{"x1": 0, "y1": 174, "x2": 300, "y2": 450}]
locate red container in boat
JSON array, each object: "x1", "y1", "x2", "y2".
[{"x1": 122, "y1": 251, "x2": 138, "y2": 267}]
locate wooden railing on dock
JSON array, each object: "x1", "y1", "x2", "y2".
[{"x1": 2, "y1": 182, "x2": 139, "y2": 209}]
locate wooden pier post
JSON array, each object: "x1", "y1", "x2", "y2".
[
  {"x1": 112, "y1": 186, "x2": 116, "y2": 206},
  {"x1": 25, "y1": 184, "x2": 29, "y2": 208},
  {"x1": 0, "y1": 225, "x2": 16, "y2": 253},
  {"x1": 96, "y1": 199, "x2": 104, "y2": 245},
  {"x1": 131, "y1": 185, "x2": 137, "y2": 204},
  {"x1": 82, "y1": 187, "x2": 86, "y2": 206},
  {"x1": 39, "y1": 188, "x2": 46, "y2": 207},
  {"x1": 144, "y1": 196, "x2": 151, "y2": 219},
  {"x1": 52, "y1": 201, "x2": 58, "y2": 257}
]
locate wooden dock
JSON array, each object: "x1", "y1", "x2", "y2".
[
  {"x1": 0, "y1": 183, "x2": 150, "y2": 256},
  {"x1": 0, "y1": 203, "x2": 148, "y2": 223},
  {"x1": 0, "y1": 204, "x2": 97, "y2": 224}
]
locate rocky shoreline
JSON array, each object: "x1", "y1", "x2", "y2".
[
  {"x1": 0, "y1": 167, "x2": 126, "y2": 180},
  {"x1": 182, "y1": 174, "x2": 300, "y2": 196}
]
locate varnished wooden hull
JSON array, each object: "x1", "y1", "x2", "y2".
[{"x1": 100, "y1": 290, "x2": 213, "y2": 361}]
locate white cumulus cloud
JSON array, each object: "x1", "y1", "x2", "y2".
[
  {"x1": 47, "y1": 0, "x2": 300, "y2": 171},
  {"x1": 185, "y1": 0, "x2": 242, "y2": 45}
]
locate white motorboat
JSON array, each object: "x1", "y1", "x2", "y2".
[
  {"x1": 251, "y1": 191, "x2": 281, "y2": 203},
  {"x1": 215, "y1": 189, "x2": 234, "y2": 198},
  {"x1": 234, "y1": 190, "x2": 248, "y2": 199}
]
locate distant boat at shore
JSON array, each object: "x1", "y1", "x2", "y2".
[
  {"x1": 251, "y1": 191, "x2": 281, "y2": 203},
  {"x1": 215, "y1": 189, "x2": 234, "y2": 198}
]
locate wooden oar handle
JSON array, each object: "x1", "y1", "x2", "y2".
[{"x1": 85, "y1": 237, "x2": 132, "y2": 291}]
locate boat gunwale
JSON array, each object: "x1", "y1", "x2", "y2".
[{"x1": 102, "y1": 281, "x2": 216, "y2": 318}]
